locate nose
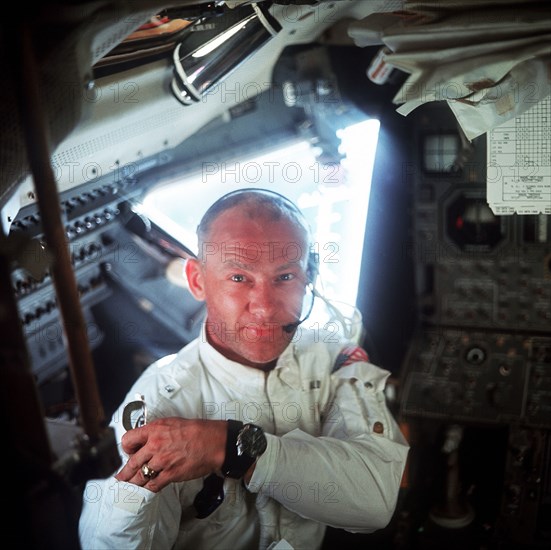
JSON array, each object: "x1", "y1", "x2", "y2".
[{"x1": 248, "y1": 281, "x2": 277, "y2": 319}]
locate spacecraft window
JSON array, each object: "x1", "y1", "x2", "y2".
[{"x1": 142, "y1": 119, "x2": 380, "y2": 311}]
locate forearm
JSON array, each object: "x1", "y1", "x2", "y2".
[
  {"x1": 79, "y1": 477, "x2": 182, "y2": 548},
  {"x1": 247, "y1": 430, "x2": 408, "y2": 532}
]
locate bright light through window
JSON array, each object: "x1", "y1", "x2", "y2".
[
  {"x1": 142, "y1": 118, "x2": 380, "y2": 314},
  {"x1": 334, "y1": 118, "x2": 380, "y2": 304}
]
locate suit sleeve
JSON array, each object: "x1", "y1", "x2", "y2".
[
  {"x1": 247, "y1": 360, "x2": 409, "y2": 533},
  {"x1": 78, "y1": 362, "x2": 190, "y2": 549}
]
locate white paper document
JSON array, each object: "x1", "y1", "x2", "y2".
[{"x1": 487, "y1": 95, "x2": 551, "y2": 215}]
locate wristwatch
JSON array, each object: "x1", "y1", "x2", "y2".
[{"x1": 221, "y1": 420, "x2": 267, "y2": 479}]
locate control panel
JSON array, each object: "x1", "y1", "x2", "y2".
[
  {"x1": 400, "y1": 328, "x2": 551, "y2": 428},
  {"x1": 9, "y1": 176, "x2": 137, "y2": 384},
  {"x1": 8, "y1": 162, "x2": 201, "y2": 387},
  {"x1": 400, "y1": 104, "x2": 551, "y2": 427},
  {"x1": 411, "y1": 183, "x2": 551, "y2": 331},
  {"x1": 398, "y1": 104, "x2": 551, "y2": 547}
]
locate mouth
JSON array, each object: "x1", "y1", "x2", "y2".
[{"x1": 242, "y1": 323, "x2": 281, "y2": 339}]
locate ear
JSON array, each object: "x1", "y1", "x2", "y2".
[{"x1": 185, "y1": 258, "x2": 206, "y2": 301}]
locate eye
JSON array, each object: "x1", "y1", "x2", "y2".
[
  {"x1": 230, "y1": 274, "x2": 245, "y2": 282},
  {"x1": 278, "y1": 273, "x2": 295, "y2": 281}
]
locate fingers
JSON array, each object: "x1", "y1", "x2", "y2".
[
  {"x1": 137, "y1": 469, "x2": 167, "y2": 493},
  {"x1": 116, "y1": 460, "x2": 157, "y2": 486},
  {"x1": 116, "y1": 423, "x2": 161, "y2": 487},
  {"x1": 114, "y1": 418, "x2": 226, "y2": 490},
  {"x1": 115, "y1": 460, "x2": 166, "y2": 493},
  {"x1": 120, "y1": 424, "x2": 149, "y2": 455},
  {"x1": 116, "y1": 425, "x2": 168, "y2": 491},
  {"x1": 116, "y1": 439, "x2": 151, "y2": 480}
]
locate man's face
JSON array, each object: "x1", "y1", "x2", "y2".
[{"x1": 188, "y1": 206, "x2": 310, "y2": 369}]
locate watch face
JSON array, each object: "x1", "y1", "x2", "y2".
[{"x1": 237, "y1": 424, "x2": 267, "y2": 458}]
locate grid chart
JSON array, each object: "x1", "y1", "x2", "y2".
[{"x1": 488, "y1": 95, "x2": 551, "y2": 213}]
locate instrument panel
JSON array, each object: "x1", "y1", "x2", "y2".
[
  {"x1": 8, "y1": 160, "x2": 199, "y2": 390},
  {"x1": 401, "y1": 104, "x2": 551, "y2": 428},
  {"x1": 401, "y1": 328, "x2": 551, "y2": 428},
  {"x1": 398, "y1": 104, "x2": 551, "y2": 547}
]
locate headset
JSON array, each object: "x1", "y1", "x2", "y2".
[{"x1": 197, "y1": 188, "x2": 318, "y2": 332}]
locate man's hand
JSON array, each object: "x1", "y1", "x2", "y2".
[{"x1": 115, "y1": 417, "x2": 227, "y2": 492}]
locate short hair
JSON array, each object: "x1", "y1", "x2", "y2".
[{"x1": 196, "y1": 188, "x2": 312, "y2": 258}]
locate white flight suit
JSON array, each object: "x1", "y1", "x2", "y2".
[{"x1": 79, "y1": 324, "x2": 409, "y2": 549}]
